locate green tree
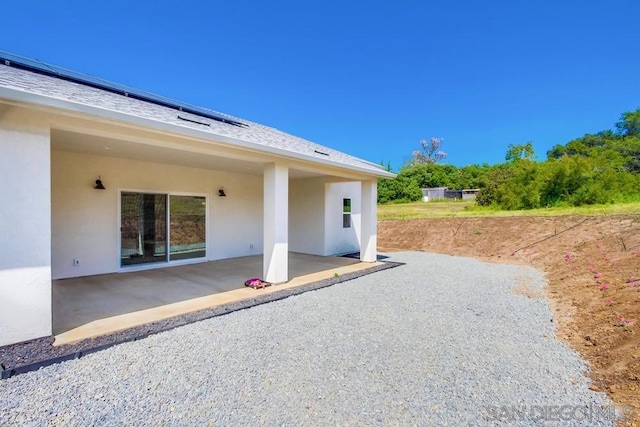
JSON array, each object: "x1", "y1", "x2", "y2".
[
  {"x1": 616, "y1": 109, "x2": 640, "y2": 137},
  {"x1": 377, "y1": 174, "x2": 422, "y2": 203},
  {"x1": 505, "y1": 142, "x2": 536, "y2": 163},
  {"x1": 475, "y1": 164, "x2": 515, "y2": 206},
  {"x1": 458, "y1": 164, "x2": 491, "y2": 189},
  {"x1": 378, "y1": 109, "x2": 640, "y2": 207},
  {"x1": 615, "y1": 136, "x2": 640, "y2": 173}
]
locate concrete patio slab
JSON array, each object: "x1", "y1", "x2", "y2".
[{"x1": 53, "y1": 253, "x2": 379, "y2": 345}]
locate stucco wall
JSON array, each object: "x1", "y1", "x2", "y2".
[
  {"x1": 0, "y1": 108, "x2": 52, "y2": 346},
  {"x1": 51, "y1": 150, "x2": 264, "y2": 279},
  {"x1": 324, "y1": 181, "x2": 361, "y2": 255},
  {"x1": 289, "y1": 177, "x2": 325, "y2": 255}
]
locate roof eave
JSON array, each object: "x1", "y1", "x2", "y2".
[{"x1": 0, "y1": 86, "x2": 396, "y2": 179}]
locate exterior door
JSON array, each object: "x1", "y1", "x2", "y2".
[{"x1": 120, "y1": 192, "x2": 167, "y2": 266}]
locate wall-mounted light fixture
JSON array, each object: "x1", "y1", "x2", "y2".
[
  {"x1": 94, "y1": 176, "x2": 106, "y2": 190},
  {"x1": 218, "y1": 187, "x2": 226, "y2": 197}
]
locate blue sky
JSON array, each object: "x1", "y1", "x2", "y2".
[{"x1": 2, "y1": 1, "x2": 639, "y2": 170}]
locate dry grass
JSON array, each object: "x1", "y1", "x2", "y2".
[{"x1": 378, "y1": 200, "x2": 640, "y2": 221}]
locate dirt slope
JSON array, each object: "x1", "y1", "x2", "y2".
[{"x1": 379, "y1": 214, "x2": 640, "y2": 425}]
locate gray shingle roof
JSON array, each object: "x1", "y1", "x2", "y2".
[{"x1": 0, "y1": 62, "x2": 393, "y2": 178}]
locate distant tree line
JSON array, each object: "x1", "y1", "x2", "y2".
[{"x1": 378, "y1": 109, "x2": 640, "y2": 209}]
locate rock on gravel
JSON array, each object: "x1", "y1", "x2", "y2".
[{"x1": 0, "y1": 252, "x2": 618, "y2": 426}]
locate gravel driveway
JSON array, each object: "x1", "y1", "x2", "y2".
[{"x1": 0, "y1": 252, "x2": 617, "y2": 426}]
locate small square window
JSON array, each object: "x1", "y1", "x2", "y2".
[{"x1": 343, "y1": 198, "x2": 351, "y2": 213}]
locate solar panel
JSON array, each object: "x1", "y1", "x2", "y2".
[{"x1": 0, "y1": 50, "x2": 248, "y2": 128}]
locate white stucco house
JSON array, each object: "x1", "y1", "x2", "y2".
[{"x1": 0, "y1": 51, "x2": 394, "y2": 346}]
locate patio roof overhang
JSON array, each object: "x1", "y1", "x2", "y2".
[{"x1": 0, "y1": 86, "x2": 396, "y2": 181}]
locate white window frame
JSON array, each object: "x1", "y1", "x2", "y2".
[{"x1": 342, "y1": 198, "x2": 351, "y2": 228}]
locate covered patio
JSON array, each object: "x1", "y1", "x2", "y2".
[
  {"x1": 53, "y1": 253, "x2": 380, "y2": 345},
  {"x1": 0, "y1": 54, "x2": 394, "y2": 347}
]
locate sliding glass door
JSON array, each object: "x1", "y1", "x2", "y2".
[
  {"x1": 169, "y1": 195, "x2": 206, "y2": 261},
  {"x1": 120, "y1": 192, "x2": 167, "y2": 266},
  {"x1": 120, "y1": 192, "x2": 206, "y2": 267}
]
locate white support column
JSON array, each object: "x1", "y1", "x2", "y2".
[
  {"x1": 0, "y1": 117, "x2": 52, "y2": 346},
  {"x1": 263, "y1": 163, "x2": 289, "y2": 283},
  {"x1": 360, "y1": 179, "x2": 377, "y2": 262}
]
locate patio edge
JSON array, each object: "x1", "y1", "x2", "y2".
[{"x1": 1, "y1": 260, "x2": 403, "y2": 379}]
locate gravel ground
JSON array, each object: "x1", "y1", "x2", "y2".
[
  {"x1": 0, "y1": 252, "x2": 618, "y2": 426},
  {"x1": 1, "y1": 261, "x2": 397, "y2": 373}
]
